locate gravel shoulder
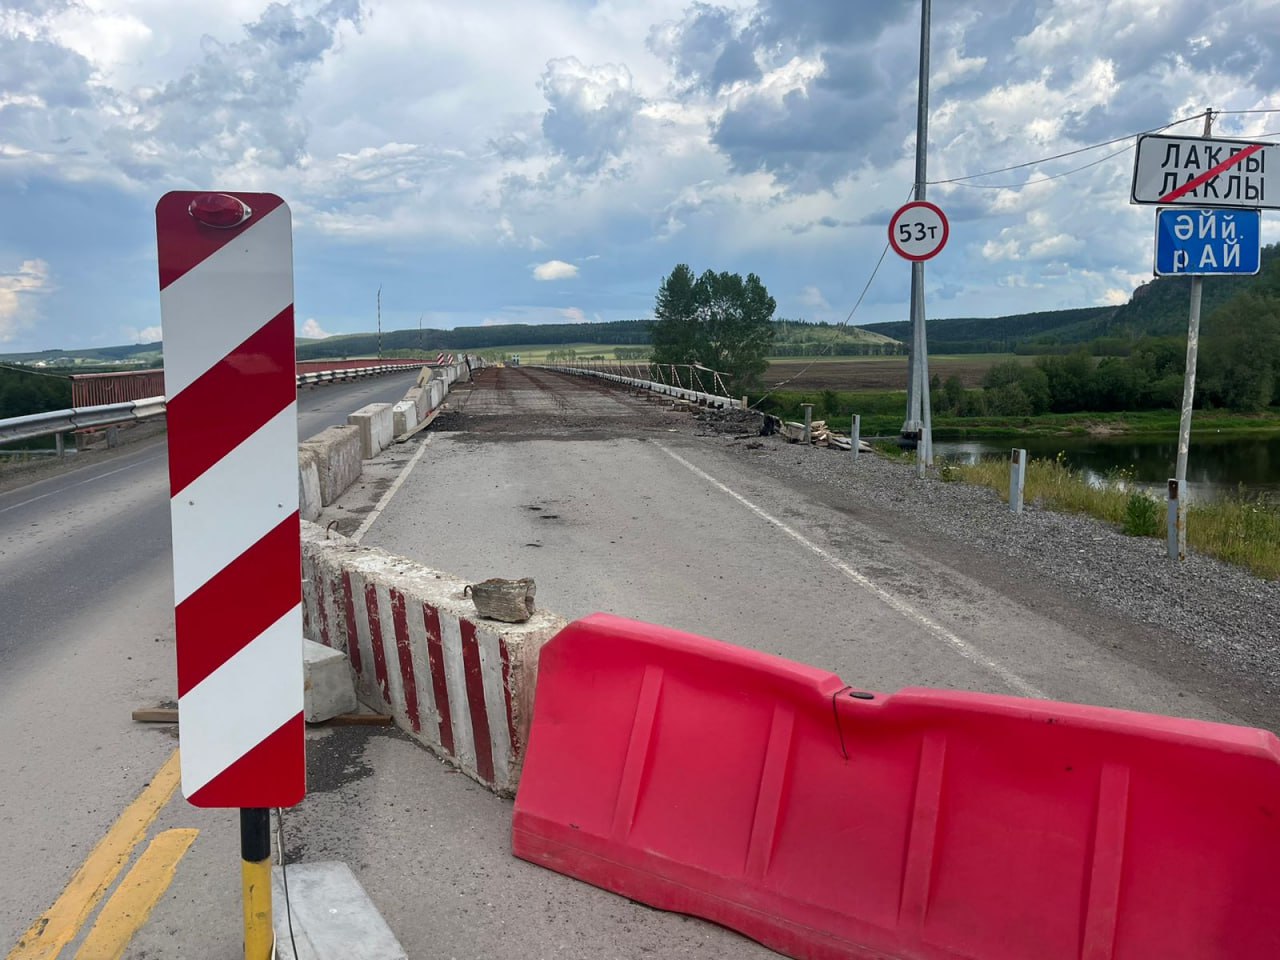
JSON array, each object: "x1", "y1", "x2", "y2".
[{"x1": 684, "y1": 404, "x2": 1280, "y2": 730}]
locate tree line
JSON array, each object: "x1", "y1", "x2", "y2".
[{"x1": 0, "y1": 367, "x2": 73, "y2": 420}]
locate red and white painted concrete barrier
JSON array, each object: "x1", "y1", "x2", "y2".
[
  {"x1": 157, "y1": 191, "x2": 305, "y2": 807},
  {"x1": 300, "y1": 522, "x2": 563, "y2": 795}
]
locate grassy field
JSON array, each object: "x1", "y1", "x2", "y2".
[
  {"x1": 466, "y1": 343, "x2": 642, "y2": 363},
  {"x1": 762, "y1": 354, "x2": 1024, "y2": 392}
]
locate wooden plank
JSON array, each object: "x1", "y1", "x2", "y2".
[{"x1": 131, "y1": 708, "x2": 394, "y2": 727}]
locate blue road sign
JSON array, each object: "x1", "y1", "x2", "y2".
[{"x1": 1154, "y1": 207, "x2": 1261, "y2": 276}]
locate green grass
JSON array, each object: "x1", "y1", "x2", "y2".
[
  {"x1": 948, "y1": 453, "x2": 1280, "y2": 580},
  {"x1": 930, "y1": 408, "x2": 1280, "y2": 438}
]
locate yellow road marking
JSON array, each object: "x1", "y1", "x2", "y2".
[
  {"x1": 6, "y1": 751, "x2": 182, "y2": 960},
  {"x1": 72, "y1": 829, "x2": 198, "y2": 960}
]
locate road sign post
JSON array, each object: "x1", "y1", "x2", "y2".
[
  {"x1": 157, "y1": 190, "x2": 305, "y2": 959},
  {"x1": 1130, "y1": 111, "x2": 1269, "y2": 561},
  {"x1": 890, "y1": 198, "x2": 949, "y2": 474}
]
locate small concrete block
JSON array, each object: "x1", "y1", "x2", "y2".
[
  {"x1": 428, "y1": 380, "x2": 444, "y2": 410},
  {"x1": 404, "y1": 386, "x2": 428, "y2": 420},
  {"x1": 298, "y1": 448, "x2": 322, "y2": 522},
  {"x1": 272, "y1": 861, "x2": 407, "y2": 960},
  {"x1": 299, "y1": 426, "x2": 362, "y2": 505},
  {"x1": 391, "y1": 400, "x2": 416, "y2": 437},
  {"x1": 303, "y1": 639, "x2": 358, "y2": 722},
  {"x1": 348, "y1": 403, "x2": 394, "y2": 459}
]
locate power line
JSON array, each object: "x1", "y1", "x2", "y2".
[
  {"x1": 927, "y1": 112, "x2": 1204, "y2": 186},
  {"x1": 0, "y1": 362, "x2": 73, "y2": 380},
  {"x1": 943, "y1": 144, "x2": 1134, "y2": 190},
  {"x1": 751, "y1": 188, "x2": 912, "y2": 407}
]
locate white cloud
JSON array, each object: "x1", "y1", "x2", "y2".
[
  {"x1": 299, "y1": 318, "x2": 333, "y2": 339},
  {"x1": 560, "y1": 307, "x2": 586, "y2": 322},
  {"x1": 799, "y1": 285, "x2": 830, "y2": 310},
  {"x1": 2, "y1": 0, "x2": 1279, "y2": 350},
  {"x1": 121, "y1": 325, "x2": 162, "y2": 344},
  {"x1": 0, "y1": 260, "x2": 52, "y2": 342},
  {"x1": 533, "y1": 260, "x2": 580, "y2": 281}
]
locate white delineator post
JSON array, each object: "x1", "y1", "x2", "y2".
[
  {"x1": 156, "y1": 191, "x2": 305, "y2": 809},
  {"x1": 1010, "y1": 448, "x2": 1027, "y2": 514}
]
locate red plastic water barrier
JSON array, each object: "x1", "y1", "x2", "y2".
[{"x1": 512, "y1": 614, "x2": 1280, "y2": 960}]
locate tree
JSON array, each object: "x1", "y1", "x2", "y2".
[{"x1": 650, "y1": 264, "x2": 777, "y2": 393}]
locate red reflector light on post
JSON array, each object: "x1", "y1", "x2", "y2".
[{"x1": 188, "y1": 193, "x2": 252, "y2": 229}]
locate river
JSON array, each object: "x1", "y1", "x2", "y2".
[{"x1": 933, "y1": 432, "x2": 1280, "y2": 501}]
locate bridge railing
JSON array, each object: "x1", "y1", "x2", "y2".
[
  {"x1": 538, "y1": 361, "x2": 744, "y2": 410},
  {"x1": 69, "y1": 358, "x2": 429, "y2": 407},
  {"x1": 4, "y1": 361, "x2": 431, "y2": 448}
]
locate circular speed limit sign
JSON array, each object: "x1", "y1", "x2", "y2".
[{"x1": 888, "y1": 201, "x2": 949, "y2": 261}]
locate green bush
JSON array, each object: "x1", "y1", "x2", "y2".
[{"x1": 1122, "y1": 492, "x2": 1162, "y2": 537}]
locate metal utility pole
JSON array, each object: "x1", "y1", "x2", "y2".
[
  {"x1": 377, "y1": 284, "x2": 383, "y2": 360},
  {"x1": 902, "y1": 0, "x2": 934, "y2": 470},
  {"x1": 1169, "y1": 108, "x2": 1214, "y2": 561}
]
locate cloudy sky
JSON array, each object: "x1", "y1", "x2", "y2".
[{"x1": 2, "y1": 0, "x2": 1279, "y2": 351}]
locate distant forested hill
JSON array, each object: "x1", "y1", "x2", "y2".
[
  {"x1": 293, "y1": 319, "x2": 653, "y2": 359},
  {"x1": 863, "y1": 244, "x2": 1280, "y2": 351}
]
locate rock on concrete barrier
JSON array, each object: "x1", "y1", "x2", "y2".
[
  {"x1": 300, "y1": 522, "x2": 565, "y2": 795},
  {"x1": 299, "y1": 425, "x2": 362, "y2": 506},
  {"x1": 348, "y1": 403, "x2": 394, "y2": 459},
  {"x1": 298, "y1": 446, "x2": 322, "y2": 522}
]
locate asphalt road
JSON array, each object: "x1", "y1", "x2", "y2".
[{"x1": 0, "y1": 371, "x2": 420, "y2": 952}]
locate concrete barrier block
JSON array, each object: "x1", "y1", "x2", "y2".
[
  {"x1": 428, "y1": 380, "x2": 444, "y2": 411},
  {"x1": 299, "y1": 521, "x2": 566, "y2": 795},
  {"x1": 298, "y1": 447, "x2": 322, "y2": 522},
  {"x1": 272, "y1": 862, "x2": 407, "y2": 960},
  {"x1": 404, "y1": 386, "x2": 428, "y2": 420},
  {"x1": 348, "y1": 403, "x2": 394, "y2": 459},
  {"x1": 304, "y1": 638, "x2": 359, "y2": 722},
  {"x1": 391, "y1": 400, "x2": 417, "y2": 437},
  {"x1": 299, "y1": 425, "x2": 362, "y2": 506}
]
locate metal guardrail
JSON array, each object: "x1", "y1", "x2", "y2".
[
  {"x1": 0, "y1": 397, "x2": 166, "y2": 445},
  {"x1": 1, "y1": 363, "x2": 429, "y2": 447},
  {"x1": 539, "y1": 364, "x2": 744, "y2": 410}
]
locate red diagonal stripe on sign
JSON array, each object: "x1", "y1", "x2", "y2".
[
  {"x1": 188, "y1": 712, "x2": 305, "y2": 808},
  {"x1": 175, "y1": 514, "x2": 301, "y2": 697},
  {"x1": 166, "y1": 307, "x2": 296, "y2": 496},
  {"x1": 1159, "y1": 143, "x2": 1265, "y2": 204},
  {"x1": 156, "y1": 192, "x2": 286, "y2": 290}
]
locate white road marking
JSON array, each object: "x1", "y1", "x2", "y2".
[
  {"x1": 0, "y1": 455, "x2": 164, "y2": 515},
  {"x1": 657, "y1": 443, "x2": 1047, "y2": 699},
  {"x1": 351, "y1": 435, "x2": 433, "y2": 544}
]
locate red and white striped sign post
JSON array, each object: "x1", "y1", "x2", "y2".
[{"x1": 157, "y1": 191, "x2": 304, "y2": 958}]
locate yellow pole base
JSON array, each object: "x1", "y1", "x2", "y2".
[{"x1": 242, "y1": 857, "x2": 274, "y2": 960}]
